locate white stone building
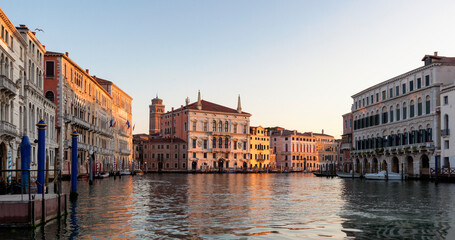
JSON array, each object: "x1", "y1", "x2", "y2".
[
  {"x1": 351, "y1": 53, "x2": 455, "y2": 178},
  {"x1": 440, "y1": 83, "x2": 455, "y2": 170},
  {"x1": 0, "y1": 9, "x2": 57, "y2": 184}
]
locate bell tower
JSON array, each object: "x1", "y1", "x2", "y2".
[{"x1": 149, "y1": 95, "x2": 165, "y2": 135}]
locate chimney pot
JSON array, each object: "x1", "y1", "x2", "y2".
[
  {"x1": 65, "y1": 52, "x2": 69, "y2": 56},
  {"x1": 85, "y1": 69, "x2": 89, "y2": 74},
  {"x1": 434, "y1": 51, "x2": 438, "y2": 56}
]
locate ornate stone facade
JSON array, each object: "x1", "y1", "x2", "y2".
[
  {"x1": 351, "y1": 53, "x2": 455, "y2": 178},
  {"x1": 160, "y1": 92, "x2": 251, "y2": 171},
  {"x1": 0, "y1": 9, "x2": 57, "y2": 182}
]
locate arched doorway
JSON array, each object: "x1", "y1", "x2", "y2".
[
  {"x1": 243, "y1": 161, "x2": 247, "y2": 169},
  {"x1": 372, "y1": 158, "x2": 378, "y2": 173},
  {"x1": 392, "y1": 157, "x2": 399, "y2": 173},
  {"x1": 421, "y1": 154, "x2": 430, "y2": 176},
  {"x1": 363, "y1": 158, "x2": 368, "y2": 174},
  {"x1": 191, "y1": 161, "x2": 197, "y2": 170},
  {"x1": 406, "y1": 156, "x2": 414, "y2": 176},
  {"x1": 218, "y1": 159, "x2": 224, "y2": 172},
  {"x1": 355, "y1": 158, "x2": 360, "y2": 173},
  {"x1": 382, "y1": 160, "x2": 388, "y2": 171}
]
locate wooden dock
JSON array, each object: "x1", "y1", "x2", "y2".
[{"x1": 0, "y1": 193, "x2": 67, "y2": 228}]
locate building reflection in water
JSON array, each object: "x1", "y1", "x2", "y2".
[{"x1": 339, "y1": 179, "x2": 455, "y2": 239}]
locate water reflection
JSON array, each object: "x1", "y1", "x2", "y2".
[
  {"x1": 339, "y1": 179, "x2": 455, "y2": 239},
  {"x1": 1, "y1": 174, "x2": 455, "y2": 239}
]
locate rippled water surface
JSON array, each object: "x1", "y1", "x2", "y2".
[{"x1": 2, "y1": 173, "x2": 455, "y2": 239}]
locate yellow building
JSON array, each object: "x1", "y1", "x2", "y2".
[{"x1": 249, "y1": 126, "x2": 273, "y2": 169}]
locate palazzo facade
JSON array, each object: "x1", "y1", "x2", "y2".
[{"x1": 351, "y1": 53, "x2": 455, "y2": 178}]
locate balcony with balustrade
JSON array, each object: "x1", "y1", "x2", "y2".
[
  {"x1": 0, "y1": 75, "x2": 17, "y2": 97},
  {"x1": 0, "y1": 121, "x2": 17, "y2": 139}
]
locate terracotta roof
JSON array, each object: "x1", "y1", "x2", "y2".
[
  {"x1": 171, "y1": 100, "x2": 250, "y2": 115},
  {"x1": 270, "y1": 129, "x2": 312, "y2": 137},
  {"x1": 421, "y1": 54, "x2": 455, "y2": 63},
  {"x1": 44, "y1": 51, "x2": 64, "y2": 56},
  {"x1": 149, "y1": 137, "x2": 186, "y2": 143},
  {"x1": 94, "y1": 77, "x2": 112, "y2": 85}
]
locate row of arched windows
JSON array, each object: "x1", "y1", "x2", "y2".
[
  {"x1": 355, "y1": 124, "x2": 432, "y2": 150},
  {"x1": 354, "y1": 96, "x2": 431, "y2": 130}
]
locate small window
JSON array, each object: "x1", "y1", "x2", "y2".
[
  {"x1": 444, "y1": 96, "x2": 448, "y2": 105},
  {"x1": 410, "y1": 81, "x2": 414, "y2": 91},
  {"x1": 417, "y1": 78, "x2": 422, "y2": 89},
  {"x1": 402, "y1": 83, "x2": 406, "y2": 94},
  {"x1": 425, "y1": 75, "x2": 430, "y2": 86},
  {"x1": 45, "y1": 61, "x2": 55, "y2": 77},
  {"x1": 445, "y1": 140, "x2": 449, "y2": 149},
  {"x1": 389, "y1": 88, "x2": 393, "y2": 98},
  {"x1": 382, "y1": 91, "x2": 386, "y2": 100}
]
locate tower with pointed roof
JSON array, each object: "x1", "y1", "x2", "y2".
[{"x1": 149, "y1": 95, "x2": 165, "y2": 135}]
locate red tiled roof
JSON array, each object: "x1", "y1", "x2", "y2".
[
  {"x1": 44, "y1": 51, "x2": 64, "y2": 56},
  {"x1": 180, "y1": 100, "x2": 249, "y2": 115},
  {"x1": 421, "y1": 55, "x2": 455, "y2": 63},
  {"x1": 149, "y1": 137, "x2": 186, "y2": 143},
  {"x1": 94, "y1": 77, "x2": 112, "y2": 85}
]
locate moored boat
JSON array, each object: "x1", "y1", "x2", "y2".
[
  {"x1": 120, "y1": 171, "x2": 131, "y2": 176},
  {"x1": 364, "y1": 171, "x2": 403, "y2": 180},
  {"x1": 134, "y1": 169, "x2": 144, "y2": 175},
  {"x1": 313, "y1": 172, "x2": 337, "y2": 177},
  {"x1": 336, "y1": 171, "x2": 361, "y2": 178}
]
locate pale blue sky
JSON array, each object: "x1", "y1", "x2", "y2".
[{"x1": 4, "y1": 1, "x2": 455, "y2": 137}]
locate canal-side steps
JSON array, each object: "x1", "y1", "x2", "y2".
[{"x1": 0, "y1": 193, "x2": 67, "y2": 228}]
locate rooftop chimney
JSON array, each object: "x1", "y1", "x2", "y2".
[
  {"x1": 322, "y1": 129, "x2": 324, "y2": 134},
  {"x1": 85, "y1": 69, "x2": 89, "y2": 74},
  {"x1": 434, "y1": 51, "x2": 438, "y2": 56},
  {"x1": 65, "y1": 52, "x2": 69, "y2": 57}
]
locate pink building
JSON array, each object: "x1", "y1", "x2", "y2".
[
  {"x1": 159, "y1": 92, "x2": 251, "y2": 171},
  {"x1": 270, "y1": 129, "x2": 318, "y2": 171}
]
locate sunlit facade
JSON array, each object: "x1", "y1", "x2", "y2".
[
  {"x1": 44, "y1": 52, "x2": 116, "y2": 176},
  {"x1": 351, "y1": 53, "x2": 455, "y2": 178},
  {"x1": 96, "y1": 78, "x2": 133, "y2": 171},
  {"x1": 249, "y1": 126, "x2": 272, "y2": 169},
  {"x1": 270, "y1": 129, "x2": 318, "y2": 171},
  {"x1": 160, "y1": 92, "x2": 251, "y2": 171},
  {"x1": 0, "y1": 10, "x2": 57, "y2": 181},
  {"x1": 314, "y1": 132, "x2": 337, "y2": 170}
]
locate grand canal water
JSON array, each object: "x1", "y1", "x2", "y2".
[{"x1": 2, "y1": 173, "x2": 455, "y2": 239}]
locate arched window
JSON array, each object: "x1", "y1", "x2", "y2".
[
  {"x1": 425, "y1": 95, "x2": 430, "y2": 114},
  {"x1": 218, "y1": 121, "x2": 222, "y2": 132},
  {"x1": 218, "y1": 138, "x2": 223, "y2": 148},
  {"x1": 45, "y1": 91, "x2": 55, "y2": 102},
  {"x1": 212, "y1": 138, "x2": 216, "y2": 148},
  {"x1": 382, "y1": 106, "x2": 388, "y2": 124},
  {"x1": 389, "y1": 106, "x2": 394, "y2": 122},
  {"x1": 212, "y1": 120, "x2": 216, "y2": 131},
  {"x1": 410, "y1": 100, "x2": 415, "y2": 117},
  {"x1": 225, "y1": 137, "x2": 229, "y2": 148},
  {"x1": 396, "y1": 104, "x2": 400, "y2": 121},
  {"x1": 225, "y1": 121, "x2": 229, "y2": 132},
  {"x1": 402, "y1": 102, "x2": 407, "y2": 120},
  {"x1": 418, "y1": 98, "x2": 423, "y2": 116},
  {"x1": 444, "y1": 114, "x2": 449, "y2": 131}
]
